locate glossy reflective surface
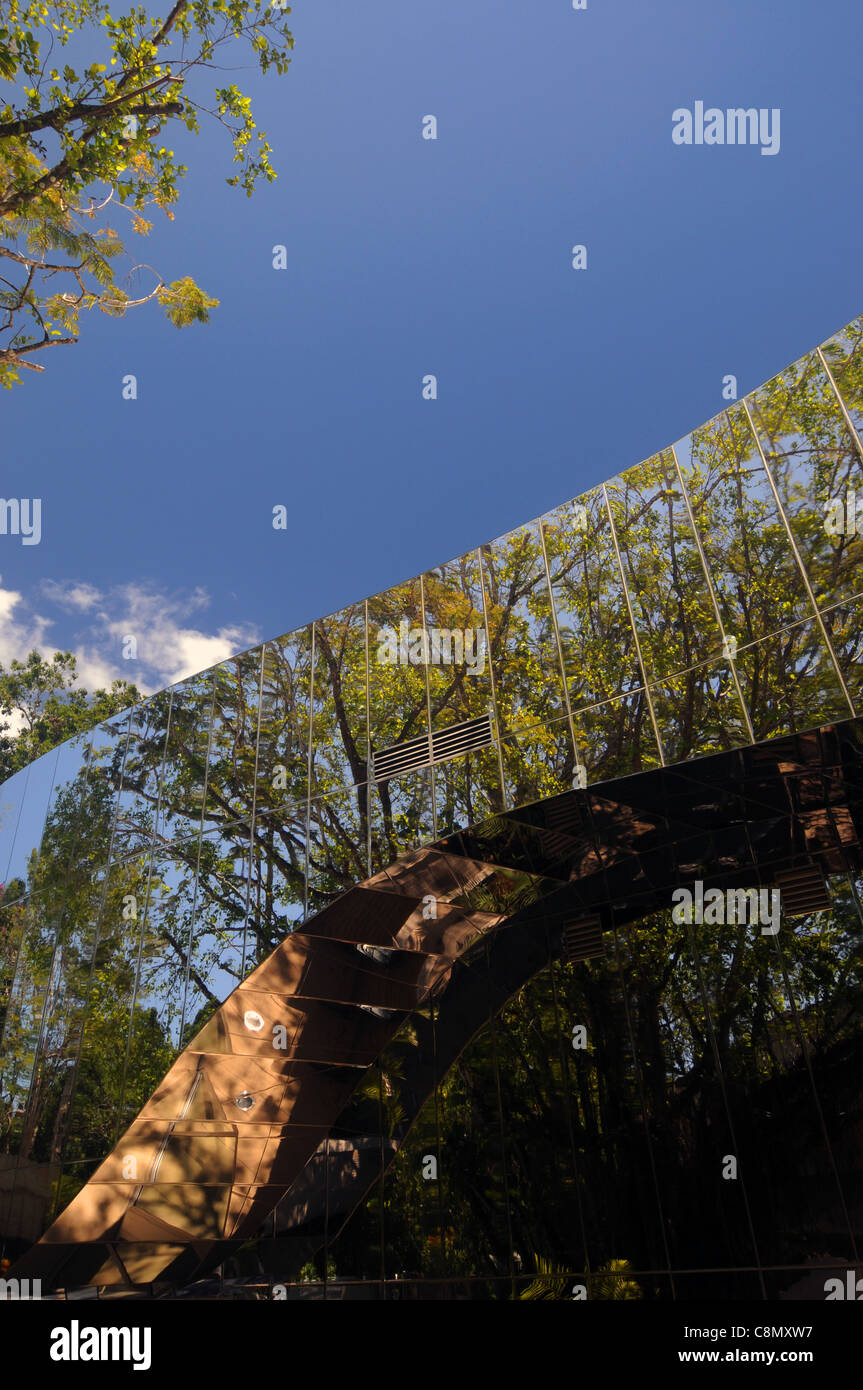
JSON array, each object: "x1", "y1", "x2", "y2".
[{"x1": 3, "y1": 312, "x2": 863, "y2": 1298}]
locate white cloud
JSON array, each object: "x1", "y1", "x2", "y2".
[
  {"x1": 39, "y1": 579, "x2": 103, "y2": 612},
  {"x1": 0, "y1": 576, "x2": 53, "y2": 667},
  {"x1": 0, "y1": 576, "x2": 260, "y2": 699}
]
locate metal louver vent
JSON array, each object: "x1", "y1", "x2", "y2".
[
  {"x1": 372, "y1": 713, "x2": 494, "y2": 782},
  {"x1": 774, "y1": 866, "x2": 830, "y2": 916},
  {"x1": 562, "y1": 914, "x2": 604, "y2": 964}
]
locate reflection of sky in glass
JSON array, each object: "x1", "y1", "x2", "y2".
[{"x1": 0, "y1": 747, "x2": 58, "y2": 894}]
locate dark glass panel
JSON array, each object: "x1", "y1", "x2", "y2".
[
  {"x1": 494, "y1": 960, "x2": 598, "y2": 1276},
  {"x1": 436, "y1": 982, "x2": 513, "y2": 1287},
  {"x1": 378, "y1": 1004, "x2": 445, "y2": 1287},
  {"x1": 618, "y1": 909, "x2": 764, "y2": 1296}
]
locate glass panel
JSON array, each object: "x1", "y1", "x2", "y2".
[
  {"x1": 381, "y1": 1003, "x2": 444, "y2": 1286},
  {"x1": 650, "y1": 660, "x2": 750, "y2": 764},
  {"x1": 0, "y1": 766, "x2": 29, "y2": 903},
  {"x1": 320, "y1": 1072, "x2": 386, "y2": 1287},
  {"x1": 40, "y1": 730, "x2": 98, "y2": 882},
  {"x1": 367, "y1": 580, "x2": 429, "y2": 770},
  {"x1": 307, "y1": 786, "x2": 370, "y2": 915},
  {"x1": 820, "y1": 596, "x2": 863, "y2": 709},
  {"x1": 747, "y1": 351, "x2": 863, "y2": 609},
  {"x1": 311, "y1": 607, "x2": 368, "y2": 798},
  {"x1": 423, "y1": 552, "x2": 493, "y2": 732},
  {"x1": 36, "y1": 855, "x2": 153, "y2": 1166},
  {"x1": 501, "y1": 714, "x2": 577, "y2": 804},
  {"x1": 821, "y1": 315, "x2": 863, "y2": 448},
  {"x1": 630, "y1": 911, "x2": 762, "y2": 1296},
  {"x1": 0, "y1": 749, "x2": 59, "y2": 906},
  {"x1": 434, "y1": 747, "x2": 502, "y2": 839},
  {"x1": 256, "y1": 628, "x2": 312, "y2": 822},
  {"x1": 127, "y1": 852, "x2": 201, "y2": 1057},
  {"x1": 572, "y1": 691, "x2": 662, "y2": 784},
  {"x1": 1, "y1": 718, "x2": 122, "y2": 1160},
  {"x1": 156, "y1": 672, "x2": 216, "y2": 847},
  {"x1": 111, "y1": 694, "x2": 171, "y2": 862},
  {"x1": 541, "y1": 490, "x2": 643, "y2": 714},
  {"x1": 83, "y1": 710, "x2": 132, "y2": 851},
  {"x1": 437, "y1": 957, "x2": 513, "y2": 1289},
  {"x1": 184, "y1": 820, "x2": 253, "y2": 1024},
  {"x1": 248, "y1": 810, "x2": 307, "y2": 961},
  {"x1": 369, "y1": 766, "x2": 435, "y2": 875},
  {"x1": 733, "y1": 619, "x2": 851, "y2": 741},
  {"x1": 0, "y1": 893, "x2": 62, "y2": 1158},
  {"x1": 202, "y1": 650, "x2": 263, "y2": 833},
  {"x1": 0, "y1": 896, "x2": 28, "y2": 1040},
  {"x1": 606, "y1": 449, "x2": 726, "y2": 681},
  {"x1": 495, "y1": 959, "x2": 598, "y2": 1281},
  {"x1": 675, "y1": 405, "x2": 816, "y2": 644},
  {"x1": 480, "y1": 524, "x2": 566, "y2": 738}
]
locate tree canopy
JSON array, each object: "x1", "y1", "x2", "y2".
[
  {"x1": 0, "y1": 648, "x2": 140, "y2": 783},
  {"x1": 0, "y1": 1, "x2": 293, "y2": 384}
]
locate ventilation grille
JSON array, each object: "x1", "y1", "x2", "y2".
[
  {"x1": 562, "y1": 914, "x2": 605, "y2": 964},
  {"x1": 372, "y1": 731, "x2": 431, "y2": 780},
  {"x1": 372, "y1": 713, "x2": 494, "y2": 781},
  {"x1": 774, "y1": 866, "x2": 830, "y2": 916}
]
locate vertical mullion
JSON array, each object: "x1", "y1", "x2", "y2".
[
  {"x1": 602, "y1": 482, "x2": 666, "y2": 766},
  {"x1": 477, "y1": 545, "x2": 508, "y2": 808},
  {"x1": 670, "y1": 443, "x2": 755, "y2": 742},
  {"x1": 740, "y1": 397, "x2": 856, "y2": 717}
]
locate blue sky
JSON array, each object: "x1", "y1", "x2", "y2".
[{"x1": 1, "y1": 0, "x2": 862, "y2": 698}]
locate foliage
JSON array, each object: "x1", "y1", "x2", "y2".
[
  {"x1": 0, "y1": 1, "x2": 293, "y2": 381},
  {"x1": 0, "y1": 648, "x2": 140, "y2": 784}
]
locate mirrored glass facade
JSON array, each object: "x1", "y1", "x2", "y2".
[{"x1": 2, "y1": 314, "x2": 863, "y2": 1299}]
